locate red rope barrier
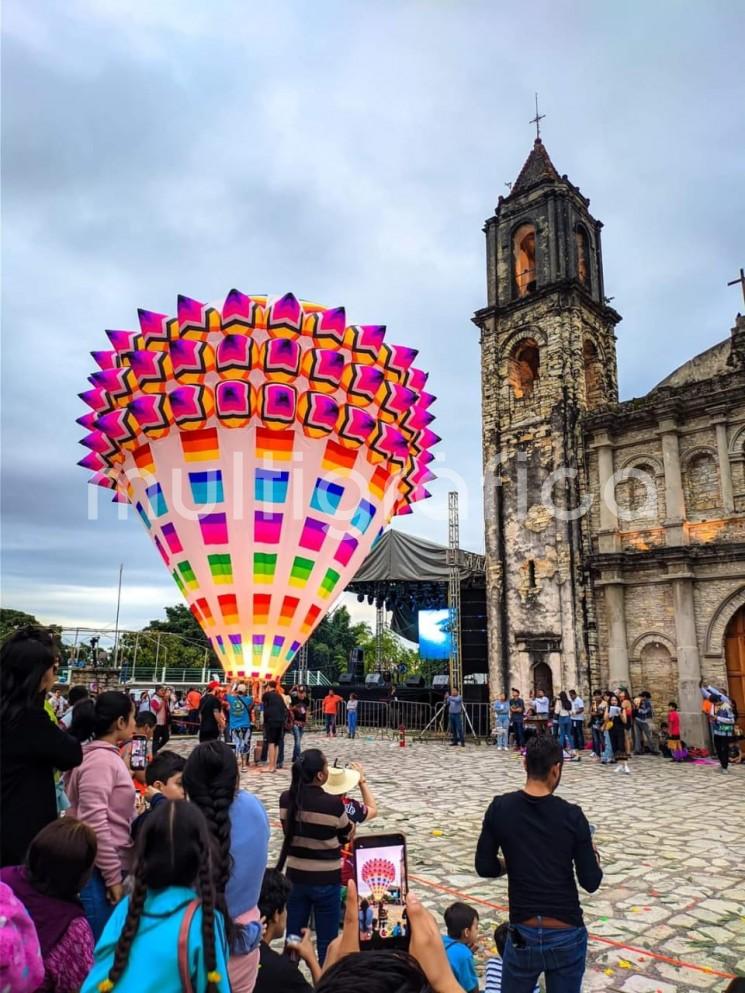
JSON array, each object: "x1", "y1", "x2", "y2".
[{"x1": 407, "y1": 873, "x2": 736, "y2": 980}]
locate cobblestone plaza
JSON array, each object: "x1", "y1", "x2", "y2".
[{"x1": 224, "y1": 732, "x2": 745, "y2": 992}]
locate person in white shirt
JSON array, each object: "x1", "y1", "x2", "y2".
[
  {"x1": 59, "y1": 687, "x2": 90, "y2": 729},
  {"x1": 569, "y1": 690, "x2": 585, "y2": 751},
  {"x1": 532, "y1": 690, "x2": 550, "y2": 716},
  {"x1": 49, "y1": 688, "x2": 67, "y2": 720}
]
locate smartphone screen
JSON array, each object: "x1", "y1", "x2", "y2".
[
  {"x1": 354, "y1": 833, "x2": 409, "y2": 951},
  {"x1": 130, "y1": 735, "x2": 148, "y2": 771}
]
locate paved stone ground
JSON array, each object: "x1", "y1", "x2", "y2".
[{"x1": 176, "y1": 730, "x2": 745, "y2": 991}]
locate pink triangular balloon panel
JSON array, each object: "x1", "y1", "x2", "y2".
[{"x1": 77, "y1": 291, "x2": 437, "y2": 680}]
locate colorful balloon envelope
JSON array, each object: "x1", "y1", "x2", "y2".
[
  {"x1": 360, "y1": 857, "x2": 397, "y2": 902},
  {"x1": 77, "y1": 291, "x2": 438, "y2": 681}
]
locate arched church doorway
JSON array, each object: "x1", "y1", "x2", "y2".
[
  {"x1": 639, "y1": 642, "x2": 676, "y2": 714},
  {"x1": 725, "y1": 605, "x2": 745, "y2": 719},
  {"x1": 532, "y1": 661, "x2": 554, "y2": 698}
]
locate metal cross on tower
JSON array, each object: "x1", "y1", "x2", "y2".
[
  {"x1": 530, "y1": 92, "x2": 545, "y2": 140},
  {"x1": 727, "y1": 267, "x2": 745, "y2": 306},
  {"x1": 447, "y1": 491, "x2": 463, "y2": 691}
]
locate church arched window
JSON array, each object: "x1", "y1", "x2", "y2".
[
  {"x1": 575, "y1": 225, "x2": 591, "y2": 289},
  {"x1": 513, "y1": 224, "x2": 537, "y2": 298},
  {"x1": 684, "y1": 452, "x2": 720, "y2": 519},
  {"x1": 507, "y1": 337, "x2": 540, "y2": 398},
  {"x1": 616, "y1": 463, "x2": 658, "y2": 524},
  {"x1": 582, "y1": 338, "x2": 603, "y2": 408}
]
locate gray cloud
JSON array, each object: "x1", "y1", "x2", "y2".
[{"x1": 2, "y1": 0, "x2": 744, "y2": 631}]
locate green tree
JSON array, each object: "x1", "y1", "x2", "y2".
[
  {"x1": 0, "y1": 608, "x2": 40, "y2": 643},
  {"x1": 306, "y1": 606, "x2": 371, "y2": 681},
  {"x1": 117, "y1": 604, "x2": 218, "y2": 673},
  {"x1": 358, "y1": 626, "x2": 420, "y2": 677}
]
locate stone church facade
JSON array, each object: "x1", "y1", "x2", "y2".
[{"x1": 474, "y1": 138, "x2": 745, "y2": 746}]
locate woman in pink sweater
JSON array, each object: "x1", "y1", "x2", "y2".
[{"x1": 66, "y1": 692, "x2": 136, "y2": 940}]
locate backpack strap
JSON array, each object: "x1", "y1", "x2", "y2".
[{"x1": 178, "y1": 899, "x2": 200, "y2": 993}]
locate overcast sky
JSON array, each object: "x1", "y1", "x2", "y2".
[{"x1": 2, "y1": 0, "x2": 744, "y2": 642}]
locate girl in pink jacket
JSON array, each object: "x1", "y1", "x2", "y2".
[{"x1": 66, "y1": 692, "x2": 136, "y2": 940}]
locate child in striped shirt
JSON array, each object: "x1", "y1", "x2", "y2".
[{"x1": 485, "y1": 923, "x2": 540, "y2": 993}]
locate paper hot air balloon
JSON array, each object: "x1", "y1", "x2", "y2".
[
  {"x1": 77, "y1": 291, "x2": 438, "y2": 681},
  {"x1": 360, "y1": 857, "x2": 397, "y2": 903}
]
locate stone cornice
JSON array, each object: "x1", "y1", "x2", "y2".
[
  {"x1": 472, "y1": 281, "x2": 621, "y2": 329},
  {"x1": 590, "y1": 540, "x2": 745, "y2": 574},
  {"x1": 583, "y1": 375, "x2": 744, "y2": 435}
]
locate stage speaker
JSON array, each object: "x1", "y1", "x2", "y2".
[
  {"x1": 432, "y1": 674, "x2": 450, "y2": 691},
  {"x1": 338, "y1": 673, "x2": 354, "y2": 685},
  {"x1": 348, "y1": 647, "x2": 365, "y2": 681},
  {"x1": 365, "y1": 672, "x2": 384, "y2": 687},
  {"x1": 405, "y1": 675, "x2": 425, "y2": 688}
]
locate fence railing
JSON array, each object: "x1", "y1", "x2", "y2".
[
  {"x1": 58, "y1": 666, "x2": 333, "y2": 689},
  {"x1": 301, "y1": 671, "x2": 332, "y2": 687},
  {"x1": 310, "y1": 699, "x2": 497, "y2": 741}
]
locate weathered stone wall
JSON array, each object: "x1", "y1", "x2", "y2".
[
  {"x1": 584, "y1": 362, "x2": 745, "y2": 741},
  {"x1": 479, "y1": 284, "x2": 620, "y2": 700},
  {"x1": 478, "y1": 160, "x2": 745, "y2": 731}
]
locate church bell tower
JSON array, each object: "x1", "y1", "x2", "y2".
[{"x1": 474, "y1": 135, "x2": 621, "y2": 700}]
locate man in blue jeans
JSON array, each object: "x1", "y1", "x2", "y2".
[
  {"x1": 447, "y1": 686, "x2": 465, "y2": 746},
  {"x1": 475, "y1": 735, "x2": 602, "y2": 993},
  {"x1": 510, "y1": 687, "x2": 526, "y2": 748}
]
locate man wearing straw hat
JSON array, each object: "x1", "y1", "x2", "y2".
[{"x1": 322, "y1": 762, "x2": 379, "y2": 825}]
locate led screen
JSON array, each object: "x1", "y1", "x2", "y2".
[{"x1": 417, "y1": 608, "x2": 452, "y2": 660}]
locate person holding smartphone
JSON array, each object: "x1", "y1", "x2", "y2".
[
  {"x1": 318, "y1": 878, "x2": 470, "y2": 993},
  {"x1": 607, "y1": 693, "x2": 630, "y2": 774}
]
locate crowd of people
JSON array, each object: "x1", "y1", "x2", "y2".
[
  {"x1": 486, "y1": 683, "x2": 739, "y2": 774},
  {"x1": 1, "y1": 626, "x2": 742, "y2": 993}
]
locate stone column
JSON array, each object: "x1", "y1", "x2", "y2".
[
  {"x1": 592, "y1": 431, "x2": 619, "y2": 553},
  {"x1": 658, "y1": 417, "x2": 687, "y2": 545},
  {"x1": 671, "y1": 577, "x2": 707, "y2": 748},
  {"x1": 604, "y1": 582, "x2": 630, "y2": 688},
  {"x1": 714, "y1": 419, "x2": 735, "y2": 513}
]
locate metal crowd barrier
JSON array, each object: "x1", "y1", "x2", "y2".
[{"x1": 308, "y1": 698, "x2": 496, "y2": 742}]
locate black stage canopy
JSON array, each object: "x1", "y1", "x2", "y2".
[{"x1": 346, "y1": 530, "x2": 485, "y2": 643}]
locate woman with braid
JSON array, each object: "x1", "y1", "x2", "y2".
[
  {"x1": 183, "y1": 741, "x2": 270, "y2": 993},
  {"x1": 278, "y1": 749, "x2": 353, "y2": 966},
  {"x1": 82, "y1": 800, "x2": 230, "y2": 993}
]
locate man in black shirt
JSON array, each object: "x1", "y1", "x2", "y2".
[
  {"x1": 255, "y1": 868, "x2": 320, "y2": 992},
  {"x1": 510, "y1": 687, "x2": 526, "y2": 748},
  {"x1": 198, "y1": 682, "x2": 224, "y2": 743},
  {"x1": 290, "y1": 686, "x2": 309, "y2": 763},
  {"x1": 262, "y1": 681, "x2": 288, "y2": 773},
  {"x1": 475, "y1": 735, "x2": 602, "y2": 993}
]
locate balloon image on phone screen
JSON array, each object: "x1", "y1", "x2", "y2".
[
  {"x1": 354, "y1": 832, "x2": 409, "y2": 951},
  {"x1": 130, "y1": 735, "x2": 148, "y2": 771}
]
